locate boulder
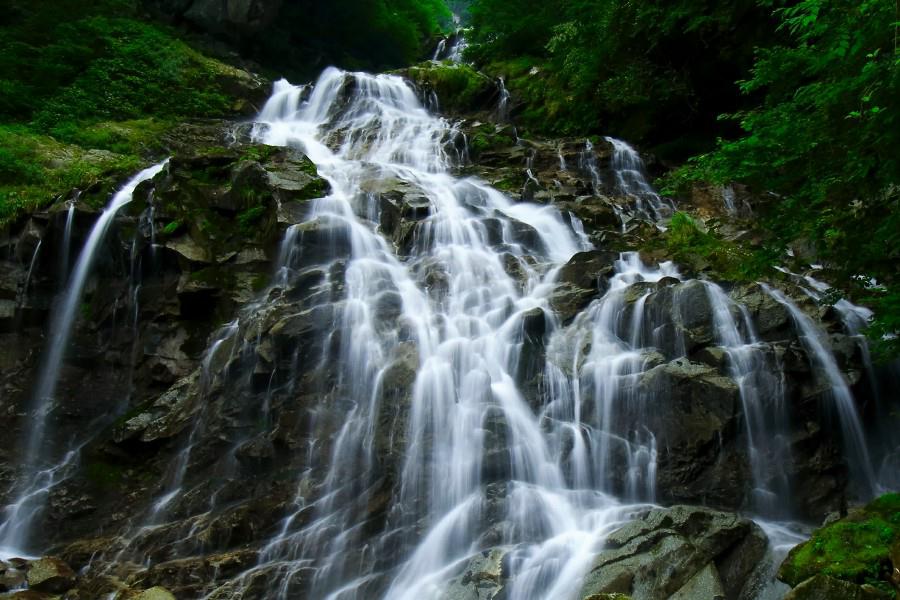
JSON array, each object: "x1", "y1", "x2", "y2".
[
  {"x1": 112, "y1": 371, "x2": 201, "y2": 444},
  {"x1": 730, "y1": 284, "x2": 792, "y2": 341},
  {"x1": 579, "y1": 506, "x2": 767, "y2": 600},
  {"x1": 25, "y1": 557, "x2": 76, "y2": 594},
  {"x1": 398, "y1": 63, "x2": 496, "y2": 115},
  {"x1": 668, "y1": 563, "x2": 725, "y2": 600},
  {"x1": 0, "y1": 563, "x2": 26, "y2": 592},
  {"x1": 783, "y1": 575, "x2": 890, "y2": 600},
  {"x1": 638, "y1": 359, "x2": 743, "y2": 507},
  {"x1": 779, "y1": 493, "x2": 900, "y2": 592},
  {"x1": 134, "y1": 587, "x2": 177, "y2": 600}
]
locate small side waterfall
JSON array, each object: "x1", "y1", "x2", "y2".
[
  {"x1": 495, "y1": 77, "x2": 511, "y2": 123},
  {"x1": 0, "y1": 160, "x2": 168, "y2": 556},
  {"x1": 60, "y1": 200, "x2": 75, "y2": 284},
  {"x1": 19, "y1": 239, "x2": 42, "y2": 306},
  {"x1": 705, "y1": 283, "x2": 791, "y2": 516},
  {"x1": 604, "y1": 136, "x2": 674, "y2": 222},
  {"x1": 761, "y1": 283, "x2": 878, "y2": 497},
  {"x1": 578, "y1": 140, "x2": 602, "y2": 194},
  {"x1": 432, "y1": 39, "x2": 447, "y2": 61}
]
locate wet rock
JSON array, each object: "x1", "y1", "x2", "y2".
[
  {"x1": 579, "y1": 506, "x2": 766, "y2": 600},
  {"x1": 0, "y1": 592, "x2": 58, "y2": 600},
  {"x1": 557, "y1": 250, "x2": 618, "y2": 295},
  {"x1": 441, "y1": 547, "x2": 509, "y2": 600},
  {"x1": 112, "y1": 371, "x2": 201, "y2": 443},
  {"x1": 638, "y1": 360, "x2": 743, "y2": 507},
  {"x1": 779, "y1": 493, "x2": 900, "y2": 592},
  {"x1": 291, "y1": 216, "x2": 353, "y2": 265},
  {"x1": 260, "y1": 146, "x2": 329, "y2": 203},
  {"x1": 117, "y1": 585, "x2": 177, "y2": 600},
  {"x1": 398, "y1": 63, "x2": 496, "y2": 114},
  {"x1": 731, "y1": 283, "x2": 792, "y2": 341},
  {"x1": 0, "y1": 563, "x2": 26, "y2": 592},
  {"x1": 668, "y1": 563, "x2": 725, "y2": 600},
  {"x1": 783, "y1": 575, "x2": 889, "y2": 600},
  {"x1": 25, "y1": 557, "x2": 76, "y2": 593}
]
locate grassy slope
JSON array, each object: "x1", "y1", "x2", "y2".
[{"x1": 0, "y1": 0, "x2": 251, "y2": 225}]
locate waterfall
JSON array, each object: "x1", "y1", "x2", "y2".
[
  {"x1": 604, "y1": 136, "x2": 674, "y2": 222},
  {"x1": 154, "y1": 67, "x2": 652, "y2": 600},
  {"x1": 6, "y1": 62, "x2": 892, "y2": 597},
  {"x1": 61, "y1": 200, "x2": 75, "y2": 284},
  {"x1": 0, "y1": 160, "x2": 168, "y2": 556},
  {"x1": 761, "y1": 284, "x2": 878, "y2": 497},
  {"x1": 447, "y1": 28, "x2": 469, "y2": 63},
  {"x1": 704, "y1": 283, "x2": 792, "y2": 516},
  {"x1": 495, "y1": 77, "x2": 510, "y2": 123},
  {"x1": 432, "y1": 39, "x2": 447, "y2": 61},
  {"x1": 19, "y1": 239, "x2": 42, "y2": 306},
  {"x1": 578, "y1": 140, "x2": 602, "y2": 194}
]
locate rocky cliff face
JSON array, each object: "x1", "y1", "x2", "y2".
[
  {"x1": 0, "y1": 63, "x2": 896, "y2": 600},
  {"x1": 142, "y1": 0, "x2": 284, "y2": 38}
]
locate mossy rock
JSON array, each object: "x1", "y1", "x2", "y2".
[
  {"x1": 398, "y1": 62, "x2": 495, "y2": 114},
  {"x1": 779, "y1": 493, "x2": 900, "y2": 592}
]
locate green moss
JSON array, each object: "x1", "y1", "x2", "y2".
[
  {"x1": 161, "y1": 220, "x2": 182, "y2": 235},
  {"x1": 298, "y1": 177, "x2": 328, "y2": 201},
  {"x1": 659, "y1": 211, "x2": 769, "y2": 281},
  {"x1": 251, "y1": 274, "x2": 270, "y2": 292},
  {"x1": 780, "y1": 493, "x2": 900, "y2": 591},
  {"x1": 0, "y1": 124, "x2": 145, "y2": 226},
  {"x1": 237, "y1": 205, "x2": 267, "y2": 233},
  {"x1": 467, "y1": 124, "x2": 516, "y2": 157},
  {"x1": 403, "y1": 62, "x2": 492, "y2": 112},
  {"x1": 240, "y1": 145, "x2": 280, "y2": 163},
  {"x1": 84, "y1": 460, "x2": 126, "y2": 489},
  {"x1": 492, "y1": 177, "x2": 521, "y2": 192},
  {"x1": 189, "y1": 266, "x2": 234, "y2": 288},
  {"x1": 0, "y1": 1, "x2": 257, "y2": 228}
]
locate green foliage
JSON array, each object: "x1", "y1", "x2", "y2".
[
  {"x1": 466, "y1": 0, "x2": 773, "y2": 151},
  {"x1": 0, "y1": 0, "x2": 255, "y2": 227},
  {"x1": 780, "y1": 493, "x2": 900, "y2": 591},
  {"x1": 403, "y1": 62, "x2": 491, "y2": 112},
  {"x1": 0, "y1": 2, "x2": 233, "y2": 127},
  {"x1": 663, "y1": 212, "x2": 768, "y2": 280},
  {"x1": 675, "y1": 0, "x2": 899, "y2": 357},
  {"x1": 237, "y1": 206, "x2": 267, "y2": 234},
  {"x1": 0, "y1": 125, "x2": 142, "y2": 225},
  {"x1": 162, "y1": 220, "x2": 182, "y2": 236},
  {"x1": 254, "y1": 0, "x2": 452, "y2": 79},
  {"x1": 84, "y1": 459, "x2": 126, "y2": 489}
]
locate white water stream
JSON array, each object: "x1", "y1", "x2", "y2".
[{"x1": 0, "y1": 160, "x2": 168, "y2": 557}]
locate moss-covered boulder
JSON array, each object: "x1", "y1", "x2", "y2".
[
  {"x1": 779, "y1": 493, "x2": 900, "y2": 595},
  {"x1": 25, "y1": 556, "x2": 76, "y2": 593},
  {"x1": 398, "y1": 62, "x2": 496, "y2": 115}
]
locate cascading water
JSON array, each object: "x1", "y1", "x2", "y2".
[
  {"x1": 432, "y1": 39, "x2": 447, "y2": 61},
  {"x1": 19, "y1": 239, "x2": 42, "y2": 306},
  {"x1": 117, "y1": 68, "x2": 660, "y2": 600},
  {"x1": 495, "y1": 77, "x2": 511, "y2": 123},
  {"x1": 761, "y1": 284, "x2": 878, "y2": 497},
  {"x1": 604, "y1": 136, "x2": 674, "y2": 222},
  {"x1": 578, "y1": 140, "x2": 602, "y2": 194},
  {"x1": 60, "y1": 200, "x2": 75, "y2": 284},
  {"x1": 0, "y1": 160, "x2": 168, "y2": 557},
  {"x1": 704, "y1": 283, "x2": 791, "y2": 516},
  {"x1": 771, "y1": 267, "x2": 900, "y2": 491}
]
